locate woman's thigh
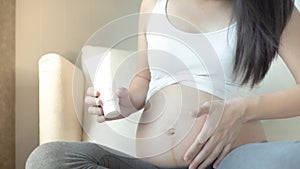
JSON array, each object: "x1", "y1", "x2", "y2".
[
  {"x1": 25, "y1": 141, "x2": 158, "y2": 169},
  {"x1": 218, "y1": 141, "x2": 300, "y2": 169}
]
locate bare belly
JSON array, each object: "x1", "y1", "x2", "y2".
[{"x1": 136, "y1": 83, "x2": 266, "y2": 168}]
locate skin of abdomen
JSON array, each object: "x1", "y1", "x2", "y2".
[{"x1": 135, "y1": 83, "x2": 266, "y2": 168}]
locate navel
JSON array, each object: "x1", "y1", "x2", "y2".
[{"x1": 167, "y1": 128, "x2": 176, "y2": 136}]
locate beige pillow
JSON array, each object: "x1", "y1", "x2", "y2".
[{"x1": 39, "y1": 53, "x2": 84, "y2": 144}]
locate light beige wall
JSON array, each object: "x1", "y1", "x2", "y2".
[{"x1": 15, "y1": 0, "x2": 141, "y2": 168}]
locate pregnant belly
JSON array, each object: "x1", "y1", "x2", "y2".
[
  {"x1": 135, "y1": 83, "x2": 266, "y2": 168},
  {"x1": 136, "y1": 83, "x2": 217, "y2": 167}
]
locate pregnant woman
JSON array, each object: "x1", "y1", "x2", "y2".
[{"x1": 27, "y1": 0, "x2": 300, "y2": 169}]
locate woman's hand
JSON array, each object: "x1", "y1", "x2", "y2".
[
  {"x1": 184, "y1": 99, "x2": 248, "y2": 169},
  {"x1": 85, "y1": 87, "x2": 138, "y2": 123}
]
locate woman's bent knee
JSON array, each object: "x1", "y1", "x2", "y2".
[
  {"x1": 26, "y1": 142, "x2": 70, "y2": 169},
  {"x1": 26, "y1": 141, "x2": 111, "y2": 169},
  {"x1": 25, "y1": 141, "x2": 132, "y2": 169}
]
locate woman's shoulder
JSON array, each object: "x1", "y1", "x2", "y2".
[{"x1": 140, "y1": 0, "x2": 157, "y2": 13}]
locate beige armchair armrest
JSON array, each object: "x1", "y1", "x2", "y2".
[{"x1": 38, "y1": 54, "x2": 84, "y2": 144}]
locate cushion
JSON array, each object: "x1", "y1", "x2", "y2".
[{"x1": 39, "y1": 53, "x2": 84, "y2": 143}]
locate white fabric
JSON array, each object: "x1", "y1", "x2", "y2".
[{"x1": 145, "y1": 0, "x2": 256, "y2": 101}]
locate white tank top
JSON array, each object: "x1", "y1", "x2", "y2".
[{"x1": 145, "y1": 0, "x2": 254, "y2": 101}]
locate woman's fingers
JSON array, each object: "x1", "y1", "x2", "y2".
[
  {"x1": 184, "y1": 138, "x2": 204, "y2": 163},
  {"x1": 196, "y1": 142, "x2": 224, "y2": 169},
  {"x1": 97, "y1": 115, "x2": 106, "y2": 123},
  {"x1": 213, "y1": 144, "x2": 232, "y2": 168},
  {"x1": 187, "y1": 134, "x2": 224, "y2": 169},
  {"x1": 88, "y1": 106, "x2": 103, "y2": 115},
  {"x1": 191, "y1": 102, "x2": 210, "y2": 118},
  {"x1": 86, "y1": 87, "x2": 100, "y2": 97},
  {"x1": 85, "y1": 96, "x2": 103, "y2": 106},
  {"x1": 115, "y1": 87, "x2": 128, "y2": 98},
  {"x1": 86, "y1": 87, "x2": 104, "y2": 122},
  {"x1": 86, "y1": 87, "x2": 133, "y2": 123},
  {"x1": 191, "y1": 100, "x2": 225, "y2": 144}
]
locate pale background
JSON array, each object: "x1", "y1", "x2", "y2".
[
  {"x1": 16, "y1": 1, "x2": 141, "y2": 168},
  {"x1": 15, "y1": 1, "x2": 300, "y2": 169}
]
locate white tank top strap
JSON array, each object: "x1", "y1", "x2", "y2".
[{"x1": 152, "y1": 0, "x2": 167, "y2": 14}]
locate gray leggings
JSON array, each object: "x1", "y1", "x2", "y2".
[{"x1": 26, "y1": 141, "x2": 300, "y2": 169}]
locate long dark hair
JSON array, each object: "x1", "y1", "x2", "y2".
[{"x1": 232, "y1": 0, "x2": 294, "y2": 87}]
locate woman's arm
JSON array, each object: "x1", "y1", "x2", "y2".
[
  {"x1": 243, "y1": 6, "x2": 300, "y2": 122},
  {"x1": 185, "y1": 6, "x2": 300, "y2": 169},
  {"x1": 85, "y1": 1, "x2": 156, "y2": 121},
  {"x1": 127, "y1": 0, "x2": 156, "y2": 110}
]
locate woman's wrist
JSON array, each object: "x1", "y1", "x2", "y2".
[{"x1": 240, "y1": 95, "x2": 261, "y2": 123}]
